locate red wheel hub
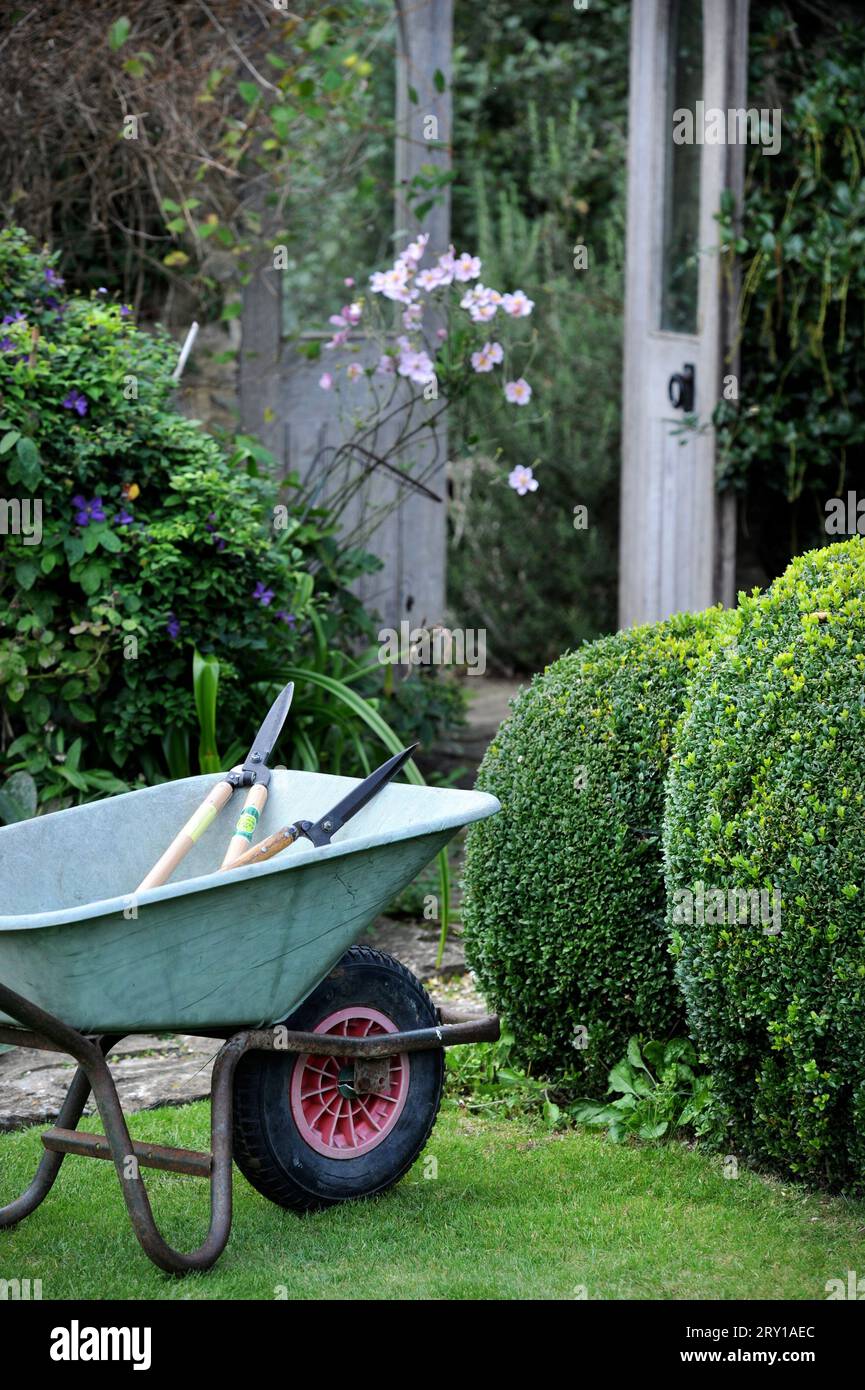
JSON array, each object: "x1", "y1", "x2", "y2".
[{"x1": 290, "y1": 1007, "x2": 410, "y2": 1158}]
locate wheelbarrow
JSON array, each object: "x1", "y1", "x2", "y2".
[{"x1": 0, "y1": 768, "x2": 500, "y2": 1274}]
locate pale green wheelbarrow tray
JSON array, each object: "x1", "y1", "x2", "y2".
[{"x1": 0, "y1": 770, "x2": 500, "y2": 1274}]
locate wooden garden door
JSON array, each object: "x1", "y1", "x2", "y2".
[{"x1": 619, "y1": 0, "x2": 748, "y2": 627}]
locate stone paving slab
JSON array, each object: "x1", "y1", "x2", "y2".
[
  {"x1": 359, "y1": 916, "x2": 466, "y2": 978},
  {"x1": 0, "y1": 1033, "x2": 222, "y2": 1133}
]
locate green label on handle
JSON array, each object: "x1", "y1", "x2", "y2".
[{"x1": 235, "y1": 805, "x2": 260, "y2": 842}]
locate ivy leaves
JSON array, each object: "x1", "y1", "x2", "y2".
[
  {"x1": 1, "y1": 434, "x2": 42, "y2": 490},
  {"x1": 715, "y1": 15, "x2": 865, "y2": 572}
]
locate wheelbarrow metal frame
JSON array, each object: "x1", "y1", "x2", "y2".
[{"x1": 0, "y1": 978, "x2": 499, "y2": 1276}]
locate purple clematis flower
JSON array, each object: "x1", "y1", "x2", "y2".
[
  {"x1": 166, "y1": 613, "x2": 181, "y2": 640},
  {"x1": 252, "y1": 581, "x2": 275, "y2": 606},
  {"x1": 0, "y1": 337, "x2": 14, "y2": 352},
  {"x1": 44, "y1": 267, "x2": 65, "y2": 288},
  {"x1": 71, "y1": 495, "x2": 106, "y2": 527},
  {"x1": 120, "y1": 305, "x2": 132, "y2": 318},
  {"x1": 2, "y1": 311, "x2": 26, "y2": 325},
  {"x1": 63, "y1": 389, "x2": 88, "y2": 417},
  {"x1": 276, "y1": 610, "x2": 296, "y2": 627},
  {"x1": 114, "y1": 509, "x2": 134, "y2": 526},
  {"x1": 205, "y1": 513, "x2": 226, "y2": 550}
]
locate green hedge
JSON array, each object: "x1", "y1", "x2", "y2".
[
  {"x1": 665, "y1": 540, "x2": 865, "y2": 1190},
  {"x1": 463, "y1": 607, "x2": 732, "y2": 1094}
]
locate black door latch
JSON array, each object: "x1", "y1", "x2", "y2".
[{"x1": 668, "y1": 363, "x2": 695, "y2": 411}]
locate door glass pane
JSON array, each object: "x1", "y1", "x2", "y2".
[{"x1": 660, "y1": 0, "x2": 703, "y2": 333}]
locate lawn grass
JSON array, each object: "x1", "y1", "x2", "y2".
[{"x1": 1, "y1": 1101, "x2": 863, "y2": 1299}]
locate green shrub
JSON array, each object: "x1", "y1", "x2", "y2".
[
  {"x1": 462, "y1": 607, "x2": 732, "y2": 1094},
  {"x1": 571, "y1": 1037, "x2": 713, "y2": 1144},
  {"x1": 0, "y1": 228, "x2": 333, "y2": 791},
  {"x1": 445, "y1": 1028, "x2": 561, "y2": 1127},
  {"x1": 664, "y1": 539, "x2": 865, "y2": 1191},
  {"x1": 0, "y1": 227, "x2": 466, "y2": 806}
]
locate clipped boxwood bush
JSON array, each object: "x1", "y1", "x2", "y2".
[
  {"x1": 463, "y1": 607, "x2": 732, "y2": 1094},
  {"x1": 665, "y1": 539, "x2": 865, "y2": 1190}
]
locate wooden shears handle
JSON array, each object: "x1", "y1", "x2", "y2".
[
  {"x1": 223, "y1": 822, "x2": 303, "y2": 871},
  {"x1": 219, "y1": 781, "x2": 271, "y2": 870},
  {"x1": 135, "y1": 775, "x2": 238, "y2": 893}
]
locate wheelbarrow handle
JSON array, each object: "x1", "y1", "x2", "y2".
[
  {"x1": 135, "y1": 774, "x2": 239, "y2": 894},
  {"x1": 222, "y1": 822, "x2": 304, "y2": 870}
]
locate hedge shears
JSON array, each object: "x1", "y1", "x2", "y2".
[
  {"x1": 223, "y1": 744, "x2": 417, "y2": 870},
  {"x1": 136, "y1": 681, "x2": 294, "y2": 893}
]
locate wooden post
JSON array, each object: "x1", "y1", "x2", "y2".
[
  {"x1": 238, "y1": 224, "x2": 282, "y2": 460},
  {"x1": 394, "y1": 0, "x2": 453, "y2": 257},
  {"x1": 391, "y1": 0, "x2": 453, "y2": 629}
]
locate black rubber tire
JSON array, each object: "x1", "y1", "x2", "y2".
[{"x1": 233, "y1": 945, "x2": 444, "y2": 1212}]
